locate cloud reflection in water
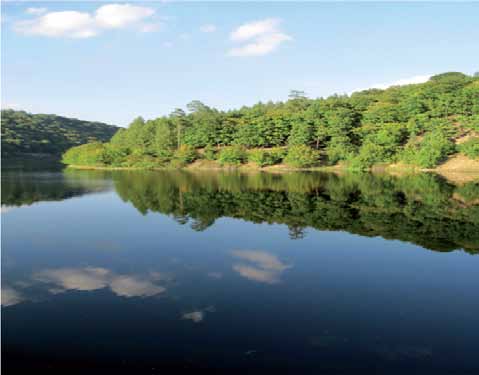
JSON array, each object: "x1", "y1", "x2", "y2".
[
  {"x1": 231, "y1": 250, "x2": 291, "y2": 284},
  {"x1": 34, "y1": 267, "x2": 166, "y2": 298}
]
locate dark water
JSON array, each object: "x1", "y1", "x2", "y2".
[{"x1": 2, "y1": 167, "x2": 479, "y2": 374}]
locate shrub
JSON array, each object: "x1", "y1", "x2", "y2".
[
  {"x1": 173, "y1": 145, "x2": 197, "y2": 164},
  {"x1": 218, "y1": 146, "x2": 246, "y2": 165},
  {"x1": 349, "y1": 142, "x2": 391, "y2": 170},
  {"x1": 458, "y1": 115, "x2": 479, "y2": 132},
  {"x1": 455, "y1": 182, "x2": 479, "y2": 202},
  {"x1": 102, "y1": 144, "x2": 130, "y2": 166},
  {"x1": 458, "y1": 137, "x2": 479, "y2": 159},
  {"x1": 62, "y1": 142, "x2": 106, "y2": 166},
  {"x1": 284, "y1": 145, "x2": 319, "y2": 168},
  {"x1": 247, "y1": 148, "x2": 285, "y2": 167},
  {"x1": 326, "y1": 136, "x2": 356, "y2": 165},
  {"x1": 121, "y1": 154, "x2": 161, "y2": 168},
  {"x1": 203, "y1": 144, "x2": 217, "y2": 160},
  {"x1": 400, "y1": 131, "x2": 455, "y2": 168}
]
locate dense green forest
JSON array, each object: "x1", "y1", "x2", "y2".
[
  {"x1": 63, "y1": 72, "x2": 479, "y2": 170},
  {"x1": 1, "y1": 110, "x2": 119, "y2": 157},
  {"x1": 111, "y1": 170, "x2": 479, "y2": 254}
]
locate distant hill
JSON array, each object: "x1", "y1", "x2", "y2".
[{"x1": 1, "y1": 110, "x2": 119, "y2": 157}]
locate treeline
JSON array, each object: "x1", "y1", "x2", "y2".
[
  {"x1": 1, "y1": 110, "x2": 119, "y2": 156},
  {"x1": 111, "y1": 170, "x2": 479, "y2": 254},
  {"x1": 63, "y1": 72, "x2": 479, "y2": 169}
]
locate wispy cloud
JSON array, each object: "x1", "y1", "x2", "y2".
[
  {"x1": 228, "y1": 18, "x2": 291, "y2": 57},
  {"x1": 352, "y1": 74, "x2": 432, "y2": 93},
  {"x1": 25, "y1": 7, "x2": 47, "y2": 16},
  {"x1": 34, "y1": 267, "x2": 166, "y2": 298},
  {"x1": 200, "y1": 24, "x2": 216, "y2": 33},
  {"x1": 1, "y1": 286, "x2": 24, "y2": 306},
  {"x1": 1, "y1": 102, "x2": 21, "y2": 110},
  {"x1": 232, "y1": 250, "x2": 291, "y2": 284},
  {"x1": 14, "y1": 4, "x2": 159, "y2": 38},
  {"x1": 182, "y1": 310, "x2": 204, "y2": 323},
  {"x1": 181, "y1": 306, "x2": 215, "y2": 323}
]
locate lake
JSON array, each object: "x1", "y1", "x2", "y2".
[{"x1": 2, "y1": 167, "x2": 478, "y2": 373}]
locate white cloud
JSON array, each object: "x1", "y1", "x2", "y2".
[
  {"x1": 200, "y1": 24, "x2": 216, "y2": 33},
  {"x1": 182, "y1": 306, "x2": 215, "y2": 323},
  {"x1": 232, "y1": 250, "x2": 289, "y2": 271},
  {"x1": 229, "y1": 32, "x2": 292, "y2": 57},
  {"x1": 15, "y1": 11, "x2": 97, "y2": 38},
  {"x1": 35, "y1": 267, "x2": 109, "y2": 291},
  {"x1": 352, "y1": 74, "x2": 432, "y2": 93},
  {"x1": 233, "y1": 265, "x2": 281, "y2": 284},
  {"x1": 232, "y1": 250, "x2": 291, "y2": 284},
  {"x1": 14, "y1": 3, "x2": 157, "y2": 38},
  {"x1": 26, "y1": 7, "x2": 47, "y2": 16},
  {"x1": 110, "y1": 276, "x2": 165, "y2": 297},
  {"x1": 1, "y1": 286, "x2": 24, "y2": 306},
  {"x1": 1, "y1": 102, "x2": 21, "y2": 110},
  {"x1": 95, "y1": 4, "x2": 154, "y2": 29},
  {"x1": 230, "y1": 18, "x2": 280, "y2": 42},
  {"x1": 182, "y1": 311, "x2": 204, "y2": 323},
  {"x1": 228, "y1": 18, "x2": 291, "y2": 57},
  {"x1": 34, "y1": 267, "x2": 166, "y2": 298}
]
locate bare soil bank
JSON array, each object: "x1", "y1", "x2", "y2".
[{"x1": 67, "y1": 155, "x2": 479, "y2": 184}]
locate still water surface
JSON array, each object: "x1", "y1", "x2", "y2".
[{"x1": 2, "y1": 168, "x2": 478, "y2": 373}]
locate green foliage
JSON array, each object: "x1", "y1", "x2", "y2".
[
  {"x1": 1, "y1": 110, "x2": 118, "y2": 156},
  {"x1": 203, "y1": 144, "x2": 217, "y2": 160},
  {"x1": 62, "y1": 142, "x2": 107, "y2": 166},
  {"x1": 217, "y1": 146, "x2": 246, "y2": 165},
  {"x1": 457, "y1": 115, "x2": 479, "y2": 132},
  {"x1": 288, "y1": 118, "x2": 313, "y2": 146},
  {"x1": 326, "y1": 136, "x2": 356, "y2": 165},
  {"x1": 173, "y1": 145, "x2": 197, "y2": 163},
  {"x1": 349, "y1": 143, "x2": 391, "y2": 170},
  {"x1": 459, "y1": 137, "x2": 479, "y2": 159},
  {"x1": 111, "y1": 171, "x2": 479, "y2": 254},
  {"x1": 284, "y1": 145, "x2": 319, "y2": 168},
  {"x1": 401, "y1": 131, "x2": 456, "y2": 168},
  {"x1": 60, "y1": 71, "x2": 478, "y2": 169},
  {"x1": 454, "y1": 182, "x2": 479, "y2": 202},
  {"x1": 248, "y1": 148, "x2": 286, "y2": 167}
]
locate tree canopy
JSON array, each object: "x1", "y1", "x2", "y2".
[
  {"x1": 62, "y1": 71, "x2": 479, "y2": 169},
  {"x1": 1, "y1": 110, "x2": 119, "y2": 157}
]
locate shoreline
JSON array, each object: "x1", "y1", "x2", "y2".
[{"x1": 65, "y1": 157, "x2": 479, "y2": 183}]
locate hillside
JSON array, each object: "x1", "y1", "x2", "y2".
[
  {"x1": 1, "y1": 110, "x2": 119, "y2": 157},
  {"x1": 62, "y1": 71, "x2": 479, "y2": 170}
]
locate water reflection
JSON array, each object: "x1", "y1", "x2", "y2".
[
  {"x1": 1, "y1": 267, "x2": 168, "y2": 307},
  {"x1": 2, "y1": 168, "x2": 478, "y2": 372},
  {"x1": 232, "y1": 250, "x2": 291, "y2": 284},
  {"x1": 110, "y1": 170, "x2": 479, "y2": 253},
  {"x1": 182, "y1": 306, "x2": 216, "y2": 323},
  {"x1": 1, "y1": 169, "x2": 112, "y2": 208},
  {"x1": 34, "y1": 267, "x2": 167, "y2": 298},
  {"x1": 3, "y1": 169, "x2": 479, "y2": 253},
  {"x1": 1, "y1": 286, "x2": 24, "y2": 307}
]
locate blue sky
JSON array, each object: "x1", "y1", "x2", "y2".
[{"x1": 2, "y1": 1, "x2": 478, "y2": 126}]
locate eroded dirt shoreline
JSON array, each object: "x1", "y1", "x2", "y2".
[{"x1": 67, "y1": 155, "x2": 479, "y2": 185}]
